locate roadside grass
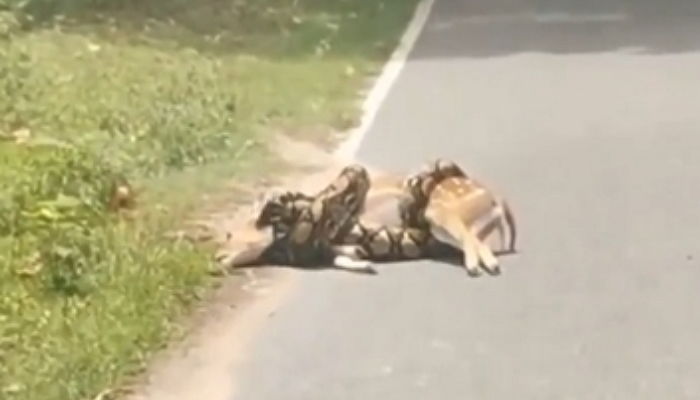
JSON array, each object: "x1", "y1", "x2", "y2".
[{"x1": 0, "y1": 0, "x2": 419, "y2": 399}]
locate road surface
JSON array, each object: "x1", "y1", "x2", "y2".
[{"x1": 232, "y1": 1, "x2": 700, "y2": 398}]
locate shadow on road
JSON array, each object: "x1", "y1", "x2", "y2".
[{"x1": 413, "y1": 0, "x2": 700, "y2": 59}]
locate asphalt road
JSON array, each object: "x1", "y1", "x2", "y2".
[{"x1": 232, "y1": 1, "x2": 700, "y2": 398}]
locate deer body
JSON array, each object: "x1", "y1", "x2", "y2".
[{"x1": 425, "y1": 175, "x2": 517, "y2": 276}]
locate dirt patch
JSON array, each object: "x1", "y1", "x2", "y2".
[{"x1": 122, "y1": 266, "x2": 296, "y2": 400}]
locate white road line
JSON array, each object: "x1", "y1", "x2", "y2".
[{"x1": 334, "y1": 0, "x2": 436, "y2": 160}]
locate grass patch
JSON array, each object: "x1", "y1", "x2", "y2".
[{"x1": 0, "y1": 0, "x2": 419, "y2": 399}]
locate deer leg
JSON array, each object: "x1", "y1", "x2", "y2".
[
  {"x1": 472, "y1": 227, "x2": 500, "y2": 275},
  {"x1": 331, "y1": 245, "x2": 377, "y2": 274}
]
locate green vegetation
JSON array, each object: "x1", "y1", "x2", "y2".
[{"x1": 0, "y1": 0, "x2": 419, "y2": 399}]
